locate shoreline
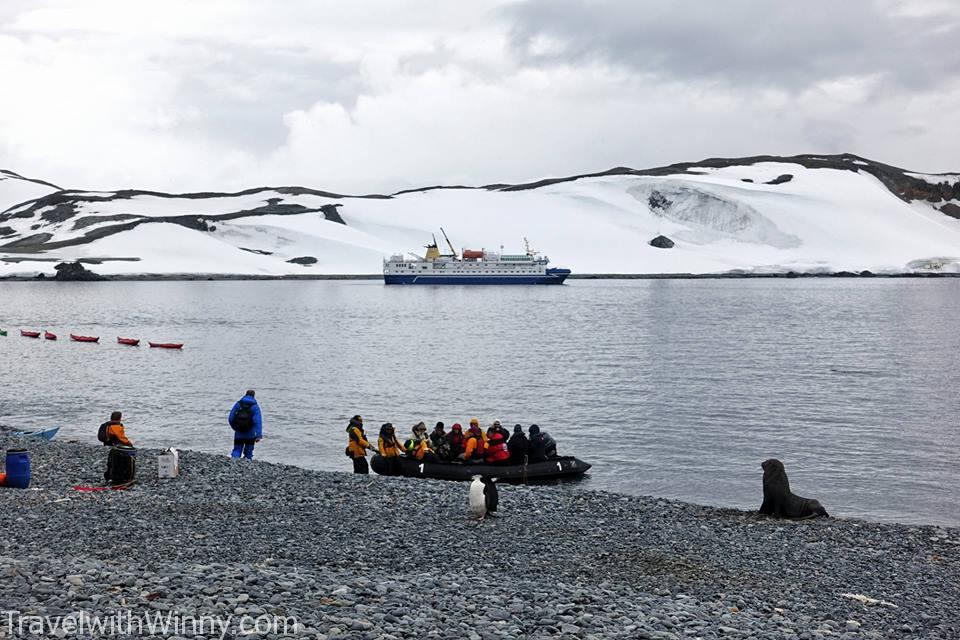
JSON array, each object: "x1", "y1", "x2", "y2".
[
  {"x1": 1, "y1": 271, "x2": 959, "y2": 282},
  {"x1": 2, "y1": 438, "x2": 958, "y2": 638}
]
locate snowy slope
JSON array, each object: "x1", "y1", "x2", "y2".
[{"x1": 1, "y1": 155, "x2": 959, "y2": 276}]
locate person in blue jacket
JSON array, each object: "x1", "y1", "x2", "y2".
[{"x1": 229, "y1": 390, "x2": 262, "y2": 459}]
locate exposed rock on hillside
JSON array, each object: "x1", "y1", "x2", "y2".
[{"x1": 649, "y1": 235, "x2": 675, "y2": 249}]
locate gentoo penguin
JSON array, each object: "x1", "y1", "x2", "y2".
[{"x1": 469, "y1": 475, "x2": 487, "y2": 519}]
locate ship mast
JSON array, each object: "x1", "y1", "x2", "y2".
[{"x1": 440, "y1": 227, "x2": 459, "y2": 258}]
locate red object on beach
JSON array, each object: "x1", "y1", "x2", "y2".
[
  {"x1": 20, "y1": 330, "x2": 41, "y2": 338},
  {"x1": 44, "y1": 331, "x2": 57, "y2": 340},
  {"x1": 70, "y1": 334, "x2": 100, "y2": 343},
  {"x1": 117, "y1": 337, "x2": 140, "y2": 346},
  {"x1": 149, "y1": 342, "x2": 183, "y2": 349}
]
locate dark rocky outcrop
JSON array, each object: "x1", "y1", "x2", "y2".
[
  {"x1": 649, "y1": 235, "x2": 675, "y2": 249},
  {"x1": 940, "y1": 203, "x2": 960, "y2": 219},
  {"x1": 496, "y1": 154, "x2": 958, "y2": 211},
  {"x1": 765, "y1": 174, "x2": 793, "y2": 185},
  {"x1": 287, "y1": 256, "x2": 318, "y2": 266},
  {"x1": 648, "y1": 191, "x2": 672, "y2": 211},
  {"x1": 320, "y1": 204, "x2": 346, "y2": 225},
  {"x1": 240, "y1": 248, "x2": 274, "y2": 255},
  {"x1": 52, "y1": 261, "x2": 105, "y2": 281},
  {"x1": 741, "y1": 178, "x2": 754, "y2": 183}
]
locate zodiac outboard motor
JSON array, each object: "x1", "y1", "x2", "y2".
[{"x1": 105, "y1": 445, "x2": 136, "y2": 486}]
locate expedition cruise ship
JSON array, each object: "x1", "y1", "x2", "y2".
[{"x1": 383, "y1": 230, "x2": 571, "y2": 285}]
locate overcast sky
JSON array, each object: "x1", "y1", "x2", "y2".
[{"x1": 1, "y1": 0, "x2": 958, "y2": 193}]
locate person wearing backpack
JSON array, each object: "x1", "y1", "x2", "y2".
[
  {"x1": 345, "y1": 415, "x2": 374, "y2": 474},
  {"x1": 229, "y1": 390, "x2": 262, "y2": 459},
  {"x1": 97, "y1": 411, "x2": 132, "y2": 447}
]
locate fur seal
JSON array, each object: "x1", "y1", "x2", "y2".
[{"x1": 759, "y1": 459, "x2": 829, "y2": 519}]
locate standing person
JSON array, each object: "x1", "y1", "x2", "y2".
[
  {"x1": 507, "y1": 424, "x2": 529, "y2": 464},
  {"x1": 346, "y1": 415, "x2": 374, "y2": 474},
  {"x1": 229, "y1": 390, "x2": 262, "y2": 460},
  {"x1": 377, "y1": 423, "x2": 404, "y2": 474},
  {"x1": 97, "y1": 411, "x2": 133, "y2": 447}
]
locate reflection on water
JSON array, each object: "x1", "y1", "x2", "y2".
[{"x1": 1, "y1": 278, "x2": 958, "y2": 526}]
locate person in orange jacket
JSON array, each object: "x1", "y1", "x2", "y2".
[
  {"x1": 346, "y1": 415, "x2": 374, "y2": 474},
  {"x1": 97, "y1": 411, "x2": 132, "y2": 447},
  {"x1": 463, "y1": 422, "x2": 487, "y2": 461}
]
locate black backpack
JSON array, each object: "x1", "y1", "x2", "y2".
[
  {"x1": 105, "y1": 446, "x2": 136, "y2": 485},
  {"x1": 97, "y1": 422, "x2": 111, "y2": 444},
  {"x1": 231, "y1": 401, "x2": 254, "y2": 432}
]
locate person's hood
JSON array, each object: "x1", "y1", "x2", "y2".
[{"x1": 240, "y1": 395, "x2": 257, "y2": 406}]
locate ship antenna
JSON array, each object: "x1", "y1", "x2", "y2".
[
  {"x1": 524, "y1": 237, "x2": 538, "y2": 256},
  {"x1": 440, "y1": 227, "x2": 458, "y2": 257}
]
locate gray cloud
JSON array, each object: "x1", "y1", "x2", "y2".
[
  {"x1": 169, "y1": 42, "x2": 364, "y2": 152},
  {"x1": 503, "y1": 0, "x2": 960, "y2": 91}
]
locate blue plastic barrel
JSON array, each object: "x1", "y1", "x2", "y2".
[{"x1": 5, "y1": 449, "x2": 31, "y2": 489}]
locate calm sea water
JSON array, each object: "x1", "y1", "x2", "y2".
[{"x1": 1, "y1": 279, "x2": 958, "y2": 526}]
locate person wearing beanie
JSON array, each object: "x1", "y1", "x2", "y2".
[
  {"x1": 430, "y1": 422, "x2": 451, "y2": 459},
  {"x1": 430, "y1": 422, "x2": 446, "y2": 448},
  {"x1": 528, "y1": 423, "x2": 558, "y2": 463},
  {"x1": 445, "y1": 423, "x2": 465, "y2": 460},
  {"x1": 346, "y1": 415, "x2": 374, "y2": 473},
  {"x1": 377, "y1": 423, "x2": 404, "y2": 474},
  {"x1": 484, "y1": 422, "x2": 510, "y2": 464},
  {"x1": 228, "y1": 390, "x2": 262, "y2": 460},
  {"x1": 463, "y1": 422, "x2": 487, "y2": 461},
  {"x1": 508, "y1": 424, "x2": 530, "y2": 464},
  {"x1": 469, "y1": 417, "x2": 488, "y2": 443}
]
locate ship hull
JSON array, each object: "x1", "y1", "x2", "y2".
[{"x1": 385, "y1": 268, "x2": 570, "y2": 285}]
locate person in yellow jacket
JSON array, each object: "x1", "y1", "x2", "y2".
[
  {"x1": 377, "y1": 422, "x2": 404, "y2": 474},
  {"x1": 346, "y1": 415, "x2": 374, "y2": 474}
]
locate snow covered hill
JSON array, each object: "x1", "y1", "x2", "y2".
[{"x1": 2, "y1": 154, "x2": 959, "y2": 276}]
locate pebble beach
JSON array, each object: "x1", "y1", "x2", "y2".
[{"x1": 1, "y1": 438, "x2": 958, "y2": 639}]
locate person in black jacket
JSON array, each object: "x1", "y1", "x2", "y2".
[
  {"x1": 507, "y1": 424, "x2": 529, "y2": 464},
  {"x1": 528, "y1": 424, "x2": 557, "y2": 462}
]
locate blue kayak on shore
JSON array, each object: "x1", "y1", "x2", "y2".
[{"x1": 12, "y1": 426, "x2": 60, "y2": 441}]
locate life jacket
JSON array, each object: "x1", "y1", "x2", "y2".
[
  {"x1": 464, "y1": 434, "x2": 486, "y2": 460},
  {"x1": 98, "y1": 421, "x2": 131, "y2": 447},
  {"x1": 485, "y1": 432, "x2": 509, "y2": 463},
  {"x1": 404, "y1": 438, "x2": 433, "y2": 460},
  {"x1": 379, "y1": 436, "x2": 402, "y2": 457},
  {"x1": 346, "y1": 425, "x2": 369, "y2": 458}
]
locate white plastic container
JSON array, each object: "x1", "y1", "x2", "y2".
[{"x1": 157, "y1": 448, "x2": 180, "y2": 478}]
